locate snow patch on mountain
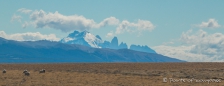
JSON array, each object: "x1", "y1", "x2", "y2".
[
  {"x1": 84, "y1": 32, "x2": 103, "y2": 48},
  {"x1": 61, "y1": 31, "x2": 103, "y2": 48}
]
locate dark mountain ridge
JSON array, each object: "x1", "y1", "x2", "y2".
[{"x1": 0, "y1": 37, "x2": 185, "y2": 63}]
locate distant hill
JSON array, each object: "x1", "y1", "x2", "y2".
[
  {"x1": 0, "y1": 37, "x2": 184, "y2": 63},
  {"x1": 60, "y1": 31, "x2": 156, "y2": 53}
]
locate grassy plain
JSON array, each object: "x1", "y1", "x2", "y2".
[{"x1": 0, "y1": 63, "x2": 224, "y2": 86}]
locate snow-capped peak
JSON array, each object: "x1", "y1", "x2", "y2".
[
  {"x1": 60, "y1": 30, "x2": 103, "y2": 48},
  {"x1": 84, "y1": 32, "x2": 103, "y2": 48}
]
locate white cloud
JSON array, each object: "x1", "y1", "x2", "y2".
[
  {"x1": 154, "y1": 29, "x2": 224, "y2": 62},
  {"x1": 22, "y1": 22, "x2": 29, "y2": 28},
  {"x1": 181, "y1": 29, "x2": 224, "y2": 45},
  {"x1": 106, "y1": 31, "x2": 114, "y2": 38},
  {"x1": 16, "y1": 9, "x2": 155, "y2": 35},
  {"x1": 115, "y1": 19, "x2": 155, "y2": 34},
  {"x1": 162, "y1": 41, "x2": 174, "y2": 45},
  {"x1": 29, "y1": 10, "x2": 97, "y2": 32},
  {"x1": 115, "y1": 20, "x2": 130, "y2": 34},
  {"x1": 17, "y1": 8, "x2": 32, "y2": 14},
  {"x1": 0, "y1": 31, "x2": 60, "y2": 41},
  {"x1": 197, "y1": 19, "x2": 220, "y2": 28},
  {"x1": 181, "y1": 29, "x2": 224, "y2": 60},
  {"x1": 11, "y1": 14, "x2": 22, "y2": 22},
  {"x1": 137, "y1": 19, "x2": 155, "y2": 31},
  {"x1": 153, "y1": 45, "x2": 215, "y2": 62},
  {"x1": 97, "y1": 17, "x2": 120, "y2": 27},
  {"x1": 0, "y1": 31, "x2": 7, "y2": 38},
  {"x1": 21, "y1": 10, "x2": 120, "y2": 32}
]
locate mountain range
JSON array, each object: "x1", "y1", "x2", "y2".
[
  {"x1": 0, "y1": 37, "x2": 184, "y2": 63},
  {"x1": 60, "y1": 31, "x2": 156, "y2": 53}
]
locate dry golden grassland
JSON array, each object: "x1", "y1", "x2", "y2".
[{"x1": 0, "y1": 63, "x2": 224, "y2": 86}]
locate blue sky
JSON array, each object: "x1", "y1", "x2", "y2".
[{"x1": 1, "y1": 0, "x2": 224, "y2": 62}]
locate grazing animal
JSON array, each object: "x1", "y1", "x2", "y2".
[
  {"x1": 2, "y1": 69, "x2": 6, "y2": 73},
  {"x1": 39, "y1": 69, "x2": 45, "y2": 73},
  {"x1": 23, "y1": 70, "x2": 28, "y2": 73},
  {"x1": 24, "y1": 72, "x2": 30, "y2": 76},
  {"x1": 23, "y1": 70, "x2": 30, "y2": 76}
]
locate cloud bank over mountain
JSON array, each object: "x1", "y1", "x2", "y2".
[
  {"x1": 14, "y1": 8, "x2": 155, "y2": 35},
  {"x1": 154, "y1": 29, "x2": 224, "y2": 62},
  {"x1": 153, "y1": 18, "x2": 224, "y2": 62},
  {"x1": 0, "y1": 31, "x2": 59, "y2": 41}
]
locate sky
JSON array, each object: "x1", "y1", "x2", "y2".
[{"x1": 1, "y1": 0, "x2": 224, "y2": 62}]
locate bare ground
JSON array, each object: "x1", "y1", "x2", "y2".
[{"x1": 0, "y1": 63, "x2": 224, "y2": 86}]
